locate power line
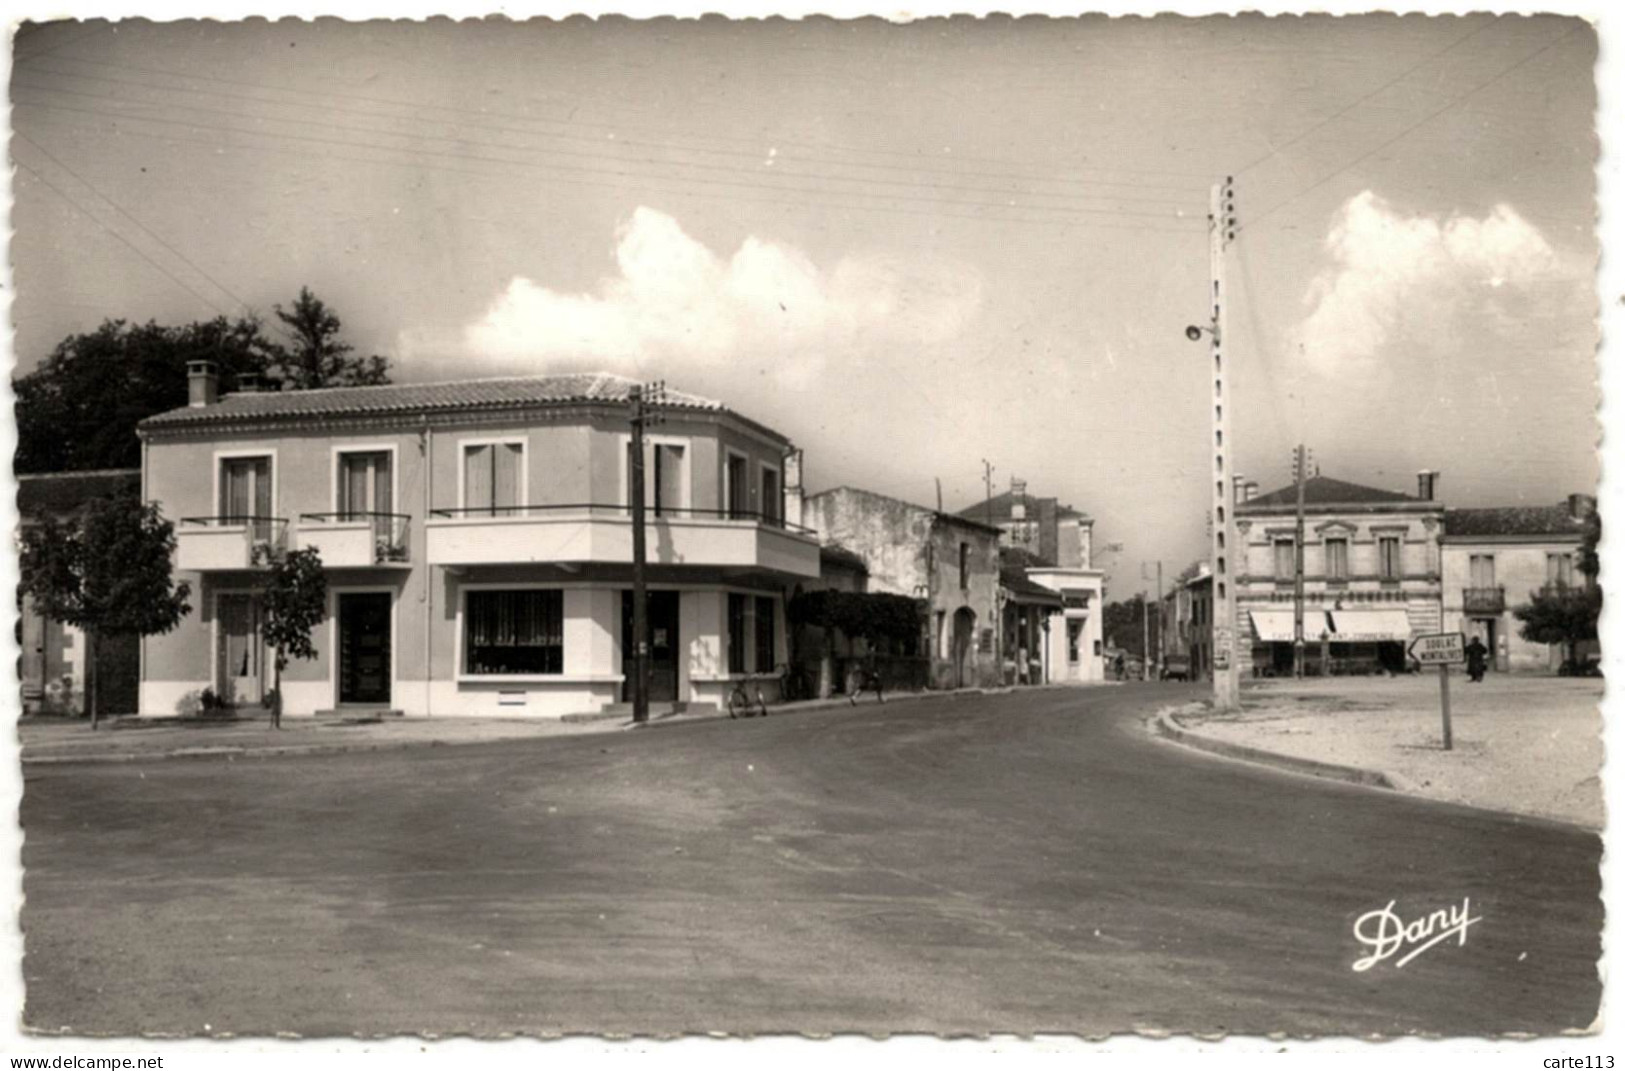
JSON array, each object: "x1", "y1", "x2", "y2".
[
  {"x1": 34, "y1": 53, "x2": 1214, "y2": 192},
  {"x1": 15, "y1": 160, "x2": 227, "y2": 316},
  {"x1": 18, "y1": 71, "x2": 1207, "y2": 214},
  {"x1": 18, "y1": 103, "x2": 1205, "y2": 239},
  {"x1": 14, "y1": 94, "x2": 1205, "y2": 230},
  {"x1": 13, "y1": 130, "x2": 252, "y2": 312},
  {"x1": 1234, "y1": 17, "x2": 1498, "y2": 177},
  {"x1": 1245, "y1": 25, "x2": 1580, "y2": 232}
]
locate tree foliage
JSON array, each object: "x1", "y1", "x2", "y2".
[
  {"x1": 19, "y1": 496, "x2": 192, "y2": 726},
  {"x1": 1103, "y1": 594, "x2": 1159, "y2": 659},
  {"x1": 265, "y1": 287, "x2": 391, "y2": 390},
  {"x1": 15, "y1": 316, "x2": 272, "y2": 473},
  {"x1": 788, "y1": 590, "x2": 922, "y2": 646},
  {"x1": 1515, "y1": 584, "x2": 1600, "y2": 668},
  {"x1": 253, "y1": 545, "x2": 329, "y2": 729}
]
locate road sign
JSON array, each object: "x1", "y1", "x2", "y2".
[{"x1": 1408, "y1": 632, "x2": 1465, "y2": 666}]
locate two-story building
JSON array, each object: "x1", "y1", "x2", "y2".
[
  {"x1": 1234, "y1": 472, "x2": 1444, "y2": 677},
  {"x1": 136, "y1": 366, "x2": 820, "y2": 719},
  {"x1": 802, "y1": 486, "x2": 1002, "y2": 689},
  {"x1": 957, "y1": 479, "x2": 1105, "y2": 683},
  {"x1": 1440, "y1": 494, "x2": 1595, "y2": 672}
]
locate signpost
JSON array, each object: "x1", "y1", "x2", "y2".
[{"x1": 1408, "y1": 632, "x2": 1466, "y2": 751}]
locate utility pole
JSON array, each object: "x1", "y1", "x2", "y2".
[
  {"x1": 628, "y1": 382, "x2": 664, "y2": 724},
  {"x1": 1293, "y1": 443, "x2": 1309, "y2": 678},
  {"x1": 1156, "y1": 559, "x2": 1164, "y2": 678},
  {"x1": 1205, "y1": 178, "x2": 1241, "y2": 709},
  {"x1": 981, "y1": 459, "x2": 995, "y2": 526}
]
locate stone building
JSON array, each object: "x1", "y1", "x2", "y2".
[{"x1": 803, "y1": 486, "x2": 1002, "y2": 689}]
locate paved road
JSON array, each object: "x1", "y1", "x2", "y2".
[{"x1": 21, "y1": 685, "x2": 1601, "y2": 1036}]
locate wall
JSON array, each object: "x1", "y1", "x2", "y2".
[{"x1": 1442, "y1": 540, "x2": 1578, "y2": 672}]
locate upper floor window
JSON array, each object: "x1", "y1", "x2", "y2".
[
  {"x1": 1470, "y1": 553, "x2": 1497, "y2": 589},
  {"x1": 627, "y1": 440, "x2": 688, "y2": 517},
  {"x1": 1547, "y1": 552, "x2": 1574, "y2": 589},
  {"x1": 1273, "y1": 538, "x2": 1294, "y2": 581},
  {"x1": 463, "y1": 441, "x2": 523, "y2": 516},
  {"x1": 219, "y1": 454, "x2": 272, "y2": 523},
  {"x1": 1379, "y1": 537, "x2": 1403, "y2": 581},
  {"x1": 725, "y1": 453, "x2": 750, "y2": 520},
  {"x1": 760, "y1": 465, "x2": 781, "y2": 525},
  {"x1": 1324, "y1": 537, "x2": 1349, "y2": 581},
  {"x1": 337, "y1": 450, "x2": 392, "y2": 519}
]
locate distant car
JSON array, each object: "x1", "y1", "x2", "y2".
[{"x1": 1160, "y1": 655, "x2": 1190, "y2": 681}]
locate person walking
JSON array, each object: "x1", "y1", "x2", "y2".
[{"x1": 1465, "y1": 635, "x2": 1489, "y2": 683}]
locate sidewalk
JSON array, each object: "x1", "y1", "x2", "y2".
[
  {"x1": 1163, "y1": 674, "x2": 1603, "y2": 829},
  {"x1": 19, "y1": 681, "x2": 1100, "y2": 763}
]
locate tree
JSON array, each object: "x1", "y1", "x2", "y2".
[
  {"x1": 1514, "y1": 508, "x2": 1602, "y2": 672},
  {"x1": 1102, "y1": 594, "x2": 1158, "y2": 660},
  {"x1": 19, "y1": 497, "x2": 192, "y2": 728},
  {"x1": 265, "y1": 287, "x2": 391, "y2": 389},
  {"x1": 254, "y1": 545, "x2": 328, "y2": 729},
  {"x1": 15, "y1": 315, "x2": 274, "y2": 473}
]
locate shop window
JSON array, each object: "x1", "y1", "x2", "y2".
[
  {"x1": 728, "y1": 593, "x2": 747, "y2": 674},
  {"x1": 755, "y1": 596, "x2": 776, "y2": 672},
  {"x1": 464, "y1": 590, "x2": 562, "y2": 675}
]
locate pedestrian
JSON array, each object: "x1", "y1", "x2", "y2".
[{"x1": 1465, "y1": 636, "x2": 1489, "y2": 683}]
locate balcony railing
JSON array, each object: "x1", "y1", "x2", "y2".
[
  {"x1": 426, "y1": 503, "x2": 818, "y2": 536},
  {"x1": 1462, "y1": 586, "x2": 1505, "y2": 614},
  {"x1": 299, "y1": 512, "x2": 412, "y2": 564},
  {"x1": 176, "y1": 516, "x2": 288, "y2": 571}
]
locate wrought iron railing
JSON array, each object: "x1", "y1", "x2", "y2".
[
  {"x1": 299, "y1": 512, "x2": 412, "y2": 563},
  {"x1": 1462, "y1": 586, "x2": 1505, "y2": 614},
  {"x1": 426, "y1": 502, "x2": 817, "y2": 536}
]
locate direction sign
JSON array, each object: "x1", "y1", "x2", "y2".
[{"x1": 1408, "y1": 631, "x2": 1465, "y2": 666}]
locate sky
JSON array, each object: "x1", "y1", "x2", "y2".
[{"x1": 6, "y1": 13, "x2": 1601, "y2": 597}]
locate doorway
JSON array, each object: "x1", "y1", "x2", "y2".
[
  {"x1": 622, "y1": 590, "x2": 681, "y2": 703},
  {"x1": 1465, "y1": 617, "x2": 1499, "y2": 673},
  {"x1": 338, "y1": 592, "x2": 393, "y2": 705},
  {"x1": 952, "y1": 607, "x2": 977, "y2": 689},
  {"x1": 216, "y1": 593, "x2": 266, "y2": 707}
]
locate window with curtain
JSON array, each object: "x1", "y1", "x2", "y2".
[
  {"x1": 219, "y1": 456, "x2": 271, "y2": 522},
  {"x1": 464, "y1": 442, "x2": 522, "y2": 516},
  {"x1": 755, "y1": 596, "x2": 776, "y2": 673},
  {"x1": 727, "y1": 593, "x2": 747, "y2": 674},
  {"x1": 1469, "y1": 553, "x2": 1496, "y2": 588},
  {"x1": 464, "y1": 590, "x2": 563, "y2": 675},
  {"x1": 338, "y1": 451, "x2": 392, "y2": 519},
  {"x1": 1325, "y1": 537, "x2": 1349, "y2": 580},
  {"x1": 1379, "y1": 537, "x2": 1403, "y2": 580}
]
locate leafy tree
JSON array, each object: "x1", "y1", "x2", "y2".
[
  {"x1": 19, "y1": 497, "x2": 192, "y2": 728},
  {"x1": 1103, "y1": 594, "x2": 1158, "y2": 661},
  {"x1": 253, "y1": 545, "x2": 329, "y2": 729},
  {"x1": 1514, "y1": 510, "x2": 1602, "y2": 671},
  {"x1": 15, "y1": 316, "x2": 273, "y2": 473},
  {"x1": 265, "y1": 287, "x2": 391, "y2": 389}
]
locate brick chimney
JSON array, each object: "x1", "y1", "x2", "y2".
[
  {"x1": 187, "y1": 360, "x2": 219, "y2": 407},
  {"x1": 1038, "y1": 498, "x2": 1059, "y2": 565},
  {"x1": 1569, "y1": 493, "x2": 1597, "y2": 521},
  {"x1": 235, "y1": 371, "x2": 264, "y2": 394},
  {"x1": 1244, "y1": 481, "x2": 1258, "y2": 502},
  {"x1": 1416, "y1": 470, "x2": 1439, "y2": 501}
]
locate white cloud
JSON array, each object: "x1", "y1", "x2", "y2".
[
  {"x1": 1296, "y1": 191, "x2": 1566, "y2": 375},
  {"x1": 403, "y1": 207, "x2": 982, "y2": 387}
]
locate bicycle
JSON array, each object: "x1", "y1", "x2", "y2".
[{"x1": 727, "y1": 675, "x2": 769, "y2": 719}]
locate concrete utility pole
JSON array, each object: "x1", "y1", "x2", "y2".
[
  {"x1": 628, "y1": 382, "x2": 664, "y2": 724},
  {"x1": 1293, "y1": 443, "x2": 1308, "y2": 679},
  {"x1": 981, "y1": 459, "x2": 995, "y2": 526},
  {"x1": 1193, "y1": 177, "x2": 1242, "y2": 711}
]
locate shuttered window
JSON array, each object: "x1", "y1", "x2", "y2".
[{"x1": 464, "y1": 443, "x2": 523, "y2": 515}]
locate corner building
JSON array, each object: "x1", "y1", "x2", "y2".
[{"x1": 138, "y1": 368, "x2": 819, "y2": 718}]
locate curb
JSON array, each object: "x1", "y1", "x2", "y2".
[
  {"x1": 1151, "y1": 709, "x2": 1400, "y2": 790},
  {"x1": 20, "y1": 733, "x2": 599, "y2": 767}
]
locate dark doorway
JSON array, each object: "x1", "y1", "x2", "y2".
[
  {"x1": 952, "y1": 607, "x2": 976, "y2": 689},
  {"x1": 338, "y1": 592, "x2": 392, "y2": 704},
  {"x1": 622, "y1": 590, "x2": 681, "y2": 703}
]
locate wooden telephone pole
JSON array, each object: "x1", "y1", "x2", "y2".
[{"x1": 1293, "y1": 443, "x2": 1309, "y2": 678}]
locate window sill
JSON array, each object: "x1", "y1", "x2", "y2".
[{"x1": 455, "y1": 673, "x2": 624, "y2": 685}]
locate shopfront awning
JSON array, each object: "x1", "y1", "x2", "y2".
[
  {"x1": 1248, "y1": 609, "x2": 1332, "y2": 643},
  {"x1": 1329, "y1": 608, "x2": 1412, "y2": 643}
]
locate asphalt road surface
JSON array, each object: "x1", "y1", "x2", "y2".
[{"x1": 21, "y1": 685, "x2": 1601, "y2": 1037}]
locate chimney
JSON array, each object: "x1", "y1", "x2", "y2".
[
  {"x1": 1569, "y1": 493, "x2": 1597, "y2": 521},
  {"x1": 1416, "y1": 470, "x2": 1438, "y2": 501},
  {"x1": 1011, "y1": 477, "x2": 1027, "y2": 521},
  {"x1": 1233, "y1": 475, "x2": 1247, "y2": 506},
  {"x1": 784, "y1": 449, "x2": 806, "y2": 529},
  {"x1": 1244, "y1": 481, "x2": 1258, "y2": 502},
  {"x1": 236, "y1": 371, "x2": 264, "y2": 394},
  {"x1": 187, "y1": 360, "x2": 219, "y2": 407}
]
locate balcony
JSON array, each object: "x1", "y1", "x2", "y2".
[
  {"x1": 298, "y1": 513, "x2": 411, "y2": 567},
  {"x1": 176, "y1": 516, "x2": 288, "y2": 571},
  {"x1": 1462, "y1": 586, "x2": 1506, "y2": 614},
  {"x1": 424, "y1": 504, "x2": 820, "y2": 577}
]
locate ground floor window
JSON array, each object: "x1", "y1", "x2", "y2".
[
  {"x1": 727, "y1": 592, "x2": 777, "y2": 674},
  {"x1": 465, "y1": 589, "x2": 563, "y2": 675},
  {"x1": 1067, "y1": 619, "x2": 1084, "y2": 663},
  {"x1": 755, "y1": 595, "x2": 776, "y2": 672},
  {"x1": 728, "y1": 593, "x2": 747, "y2": 673}
]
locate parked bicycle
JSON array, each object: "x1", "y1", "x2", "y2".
[{"x1": 727, "y1": 675, "x2": 769, "y2": 719}]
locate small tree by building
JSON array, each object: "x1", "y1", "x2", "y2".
[
  {"x1": 254, "y1": 545, "x2": 329, "y2": 729},
  {"x1": 1514, "y1": 508, "x2": 1601, "y2": 673},
  {"x1": 18, "y1": 497, "x2": 192, "y2": 729}
]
